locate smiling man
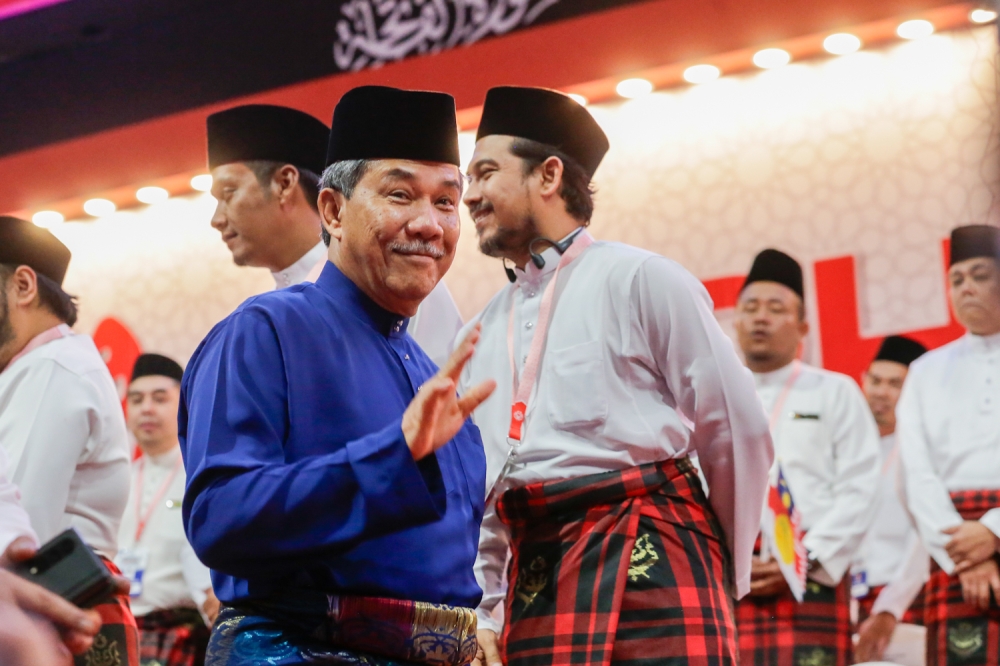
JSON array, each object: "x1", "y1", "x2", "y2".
[
  {"x1": 897, "y1": 224, "x2": 1000, "y2": 666},
  {"x1": 206, "y1": 103, "x2": 463, "y2": 366},
  {"x1": 733, "y1": 249, "x2": 879, "y2": 666},
  {"x1": 458, "y1": 86, "x2": 772, "y2": 666},
  {"x1": 180, "y1": 86, "x2": 495, "y2": 666}
]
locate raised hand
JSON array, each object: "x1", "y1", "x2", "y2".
[{"x1": 402, "y1": 324, "x2": 496, "y2": 460}]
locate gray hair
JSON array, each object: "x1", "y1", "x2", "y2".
[{"x1": 319, "y1": 159, "x2": 371, "y2": 246}]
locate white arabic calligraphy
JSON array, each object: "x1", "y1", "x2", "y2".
[{"x1": 334, "y1": 0, "x2": 562, "y2": 71}]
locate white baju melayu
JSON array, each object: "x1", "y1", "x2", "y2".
[
  {"x1": 753, "y1": 361, "x2": 880, "y2": 586},
  {"x1": 896, "y1": 331, "x2": 1000, "y2": 572},
  {"x1": 117, "y1": 446, "x2": 211, "y2": 618},
  {"x1": 0, "y1": 328, "x2": 130, "y2": 559},
  {"x1": 0, "y1": 446, "x2": 37, "y2": 555},
  {"x1": 303, "y1": 241, "x2": 464, "y2": 367},
  {"x1": 853, "y1": 434, "x2": 929, "y2": 618},
  {"x1": 271, "y1": 241, "x2": 328, "y2": 290},
  {"x1": 457, "y1": 238, "x2": 773, "y2": 631}
]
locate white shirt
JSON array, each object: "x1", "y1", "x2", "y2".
[
  {"x1": 754, "y1": 361, "x2": 880, "y2": 585},
  {"x1": 0, "y1": 446, "x2": 37, "y2": 555},
  {"x1": 0, "y1": 331, "x2": 130, "y2": 558},
  {"x1": 897, "y1": 332, "x2": 1000, "y2": 572},
  {"x1": 271, "y1": 241, "x2": 328, "y2": 290},
  {"x1": 304, "y1": 251, "x2": 464, "y2": 368},
  {"x1": 853, "y1": 434, "x2": 929, "y2": 619},
  {"x1": 117, "y1": 447, "x2": 209, "y2": 617},
  {"x1": 458, "y1": 238, "x2": 773, "y2": 630}
]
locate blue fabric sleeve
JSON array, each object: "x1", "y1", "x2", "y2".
[{"x1": 179, "y1": 308, "x2": 445, "y2": 579}]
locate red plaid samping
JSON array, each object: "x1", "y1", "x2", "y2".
[
  {"x1": 924, "y1": 489, "x2": 1000, "y2": 666},
  {"x1": 136, "y1": 608, "x2": 210, "y2": 666},
  {"x1": 75, "y1": 558, "x2": 140, "y2": 666},
  {"x1": 496, "y1": 458, "x2": 737, "y2": 666},
  {"x1": 856, "y1": 584, "x2": 925, "y2": 626}
]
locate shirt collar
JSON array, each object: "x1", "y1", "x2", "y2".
[
  {"x1": 146, "y1": 446, "x2": 181, "y2": 469},
  {"x1": 315, "y1": 261, "x2": 410, "y2": 338},
  {"x1": 753, "y1": 359, "x2": 798, "y2": 388},
  {"x1": 272, "y1": 241, "x2": 327, "y2": 290},
  {"x1": 966, "y1": 329, "x2": 1000, "y2": 354},
  {"x1": 2, "y1": 324, "x2": 73, "y2": 374},
  {"x1": 512, "y1": 230, "x2": 583, "y2": 285}
]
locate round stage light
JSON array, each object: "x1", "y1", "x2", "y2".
[
  {"x1": 616, "y1": 78, "x2": 653, "y2": 98},
  {"x1": 567, "y1": 93, "x2": 589, "y2": 106},
  {"x1": 190, "y1": 174, "x2": 213, "y2": 192},
  {"x1": 83, "y1": 198, "x2": 116, "y2": 217},
  {"x1": 683, "y1": 64, "x2": 720, "y2": 84},
  {"x1": 32, "y1": 211, "x2": 64, "y2": 228},
  {"x1": 823, "y1": 33, "x2": 862, "y2": 55},
  {"x1": 970, "y1": 8, "x2": 997, "y2": 23},
  {"x1": 136, "y1": 186, "x2": 169, "y2": 204},
  {"x1": 753, "y1": 48, "x2": 791, "y2": 69},
  {"x1": 897, "y1": 19, "x2": 934, "y2": 39}
]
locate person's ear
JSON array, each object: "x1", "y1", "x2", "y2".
[
  {"x1": 318, "y1": 188, "x2": 347, "y2": 243},
  {"x1": 9, "y1": 266, "x2": 40, "y2": 309},
  {"x1": 274, "y1": 165, "x2": 300, "y2": 205},
  {"x1": 537, "y1": 156, "x2": 564, "y2": 199}
]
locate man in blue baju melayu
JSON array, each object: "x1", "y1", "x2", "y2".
[{"x1": 178, "y1": 86, "x2": 497, "y2": 666}]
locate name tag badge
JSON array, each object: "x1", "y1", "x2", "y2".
[
  {"x1": 851, "y1": 570, "x2": 869, "y2": 599},
  {"x1": 792, "y1": 412, "x2": 821, "y2": 420},
  {"x1": 115, "y1": 547, "x2": 150, "y2": 598}
]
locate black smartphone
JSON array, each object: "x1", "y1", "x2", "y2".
[{"x1": 11, "y1": 528, "x2": 116, "y2": 608}]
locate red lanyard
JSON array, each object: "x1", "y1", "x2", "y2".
[
  {"x1": 506, "y1": 231, "x2": 594, "y2": 441},
  {"x1": 133, "y1": 454, "x2": 182, "y2": 543},
  {"x1": 768, "y1": 360, "x2": 803, "y2": 434}
]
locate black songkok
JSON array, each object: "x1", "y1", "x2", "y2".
[
  {"x1": 477, "y1": 86, "x2": 609, "y2": 179},
  {"x1": 131, "y1": 353, "x2": 184, "y2": 384},
  {"x1": 873, "y1": 335, "x2": 927, "y2": 367},
  {"x1": 326, "y1": 86, "x2": 460, "y2": 167},
  {"x1": 742, "y1": 249, "x2": 804, "y2": 299},
  {"x1": 207, "y1": 105, "x2": 330, "y2": 173},
  {"x1": 0, "y1": 216, "x2": 72, "y2": 286},
  {"x1": 950, "y1": 224, "x2": 1000, "y2": 266}
]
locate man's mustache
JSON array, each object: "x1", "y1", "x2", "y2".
[
  {"x1": 389, "y1": 240, "x2": 445, "y2": 259},
  {"x1": 468, "y1": 201, "x2": 493, "y2": 219}
]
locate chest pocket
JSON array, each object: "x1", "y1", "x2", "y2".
[
  {"x1": 544, "y1": 340, "x2": 608, "y2": 429},
  {"x1": 776, "y1": 417, "x2": 833, "y2": 488}
]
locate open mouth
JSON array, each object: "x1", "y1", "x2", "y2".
[{"x1": 471, "y1": 205, "x2": 493, "y2": 225}]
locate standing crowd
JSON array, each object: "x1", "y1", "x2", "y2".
[{"x1": 0, "y1": 84, "x2": 998, "y2": 666}]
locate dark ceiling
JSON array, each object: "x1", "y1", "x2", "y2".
[{"x1": 0, "y1": 0, "x2": 651, "y2": 157}]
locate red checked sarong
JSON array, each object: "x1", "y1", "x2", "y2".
[
  {"x1": 75, "y1": 558, "x2": 140, "y2": 666},
  {"x1": 736, "y1": 537, "x2": 852, "y2": 666},
  {"x1": 137, "y1": 608, "x2": 210, "y2": 666},
  {"x1": 925, "y1": 489, "x2": 1000, "y2": 666},
  {"x1": 857, "y1": 584, "x2": 925, "y2": 626},
  {"x1": 496, "y1": 458, "x2": 737, "y2": 666}
]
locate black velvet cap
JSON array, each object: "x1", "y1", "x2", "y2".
[
  {"x1": 477, "y1": 86, "x2": 609, "y2": 179},
  {"x1": 742, "y1": 249, "x2": 804, "y2": 299},
  {"x1": 0, "y1": 216, "x2": 72, "y2": 285},
  {"x1": 326, "y1": 86, "x2": 460, "y2": 167},
  {"x1": 950, "y1": 224, "x2": 1000, "y2": 266},
  {"x1": 207, "y1": 105, "x2": 329, "y2": 173},
  {"x1": 873, "y1": 335, "x2": 927, "y2": 367},
  {"x1": 131, "y1": 353, "x2": 184, "y2": 383}
]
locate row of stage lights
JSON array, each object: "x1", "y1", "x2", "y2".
[
  {"x1": 28, "y1": 7, "x2": 999, "y2": 228},
  {"x1": 602, "y1": 11, "x2": 996, "y2": 101}
]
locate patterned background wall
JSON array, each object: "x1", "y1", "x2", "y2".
[{"x1": 51, "y1": 25, "x2": 1000, "y2": 366}]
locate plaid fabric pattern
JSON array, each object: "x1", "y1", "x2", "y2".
[
  {"x1": 924, "y1": 489, "x2": 1000, "y2": 666},
  {"x1": 137, "y1": 608, "x2": 210, "y2": 666},
  {"x1": 76, "y1": 558, "x2": 140, "y2": 666},
  {"x1": 496, "y1": 458, "x2": 737, "y2": 666},
  {"x1": 735, "y1": 542, "x2": 852, "y2": 666},
  {"x1": 857, "y1": 583, "x2": 925, "y2": 626}
]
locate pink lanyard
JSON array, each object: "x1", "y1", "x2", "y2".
[
  {"x1": 506, "y1": 231, "x2": 594, "y2": 441},
  {"x1": 768, "y1": 360, "x2": 803, "y2": 434},
  {"x1": 133, "y1": 455, "x2": 182, "y2": 543},
  {"x1": 2, "y1": 324, "x2": 72, "y2": 373}
]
